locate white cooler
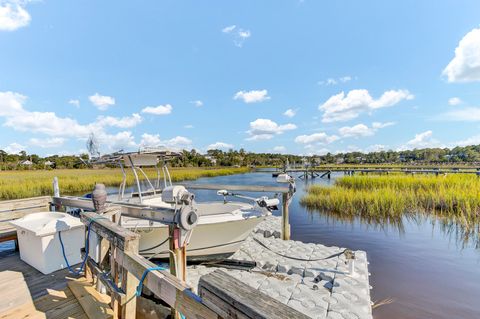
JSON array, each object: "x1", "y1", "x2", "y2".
[{"x1": 10, "y1": 212, "x2": 85, "y2": 274}]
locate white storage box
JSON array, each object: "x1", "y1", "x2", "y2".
[{"x1": 10, "y1": 212, "x2": 85, "y2": 274}]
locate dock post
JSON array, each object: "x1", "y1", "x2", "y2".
[
  {"x1": 282, "y1": 192, "x2": 290, "y2": 240},
  {"x1": 169, "y1": 225, "x2": 187, "y2": 319},
  {"x1": 53, "y1": 176, "x2": 60, "y2": 197}
]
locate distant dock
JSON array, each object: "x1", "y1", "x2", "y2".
[{"x1": 268, "y1": 166, "x2": 480, "y2": 180}]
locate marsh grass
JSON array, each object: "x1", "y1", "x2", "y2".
[
  {"x1": 301, "y1": 174, "x2": 480, "y2": 245},
  {"x1": 0, "y1": 167, "x2": 250, "y2": 200}
]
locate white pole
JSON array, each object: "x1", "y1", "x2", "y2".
[{"x1": 53, "y1": 176, "x2": 60, "y2": 197}]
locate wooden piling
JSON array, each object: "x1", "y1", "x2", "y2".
[{"x1": 281, "y1": 192, "x2": 290, "y2": 240}]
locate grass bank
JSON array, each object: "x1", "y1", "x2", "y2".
[
  {"x1": 301, "y1": 174, "x2": 480, "y2": 228},
  {"x1": 0, "y1": 167, "x2": 250, "y2": 200}
]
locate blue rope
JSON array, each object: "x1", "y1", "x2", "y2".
[
  {"x1": 58, "y1": 216, "x2": 108, "y2": 275},
  {"x1": 136, "y1": 266, "x2": 167, "y2": 297}
]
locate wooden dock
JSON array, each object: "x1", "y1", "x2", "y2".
[
  {"x1": 0, "y1": 184, "x2": 314, "y2": 319},
  {"x1": 0, "y1": 249, "x2": 87, "y2": 319}
]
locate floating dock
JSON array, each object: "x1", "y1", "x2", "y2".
[
  {"x1": 0, "y1": 194, "x2": 372, "y2": 319},
  {"x1": 187, "y1": 216, "x2": 372, "y2": 319}
]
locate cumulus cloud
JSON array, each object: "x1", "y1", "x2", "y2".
[
  {"x1": 68, "y1": 99, "x2": 80, "y2": 108},
  {"x1": 89, "y1": 93, "x2": 115, "y2": 111},
  {"x1": 3, "y1": 142, "x2": 25, "y2": 154},
  {"x1": 222, "y1": 25, "x2": 251, "y2": 47},
  {"x1": 442, "y1": 28, "x2": 480, "y2": 83},
  {"x1": 207, "y1": 142, "x2": 233, "y2": 150},
  {"x1": 319, "y1": 89, "x2": 414, "y2": 122},
  {"x1": 400, "y1": 130, "x2": 441, "y2": 150},
  {"x1": 339, "y1": 124, "x2": 374, "y2": 138},
  {"x1": 448, "y1": 97, "x2": 462, "y2": 106},
  {"x1": 0, "y1": 91, "x2": 141, "y2": 152},
  {"x1": 95, "y1": 113, "x2": 142, "y2": 128},
  {"x1": 140, "y1": 133, "x2": 192, "y2": 150},
  {"x1": 294, "y1": 132, "x2": 339, "y2": 144},
  {"x1": 283, "y1": 108, "x2": 296, "y2": 118},
  {"x1": 234, "y1": 90, "x2": 270, "y2": 104},
  {"x1": 29, "y1": 137, "x2": 65, "y2": 148},
  {"x1": 141, "y1": 104, "x2": 173, "y2": 115},
  {"x1": 338, "y1": 122, "x2": 394, "y2": 138},
  {"x1": 246, "y1": 118, "x2": 296, "y2": 141},
  {"x1": 0, "y1": 1, "x2": 31, "y2": 31}
]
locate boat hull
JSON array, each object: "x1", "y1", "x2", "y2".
[{"x1": 125, "y1": 215, "x2": 265, "y2": 260}]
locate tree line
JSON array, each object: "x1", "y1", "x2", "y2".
[{"x1": 1, "y1": 145, "x2": 480, "y2": 170}]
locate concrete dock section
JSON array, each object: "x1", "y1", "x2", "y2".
[{"x1": 187, "y1": 216, "x2": 373, "y2": 319}]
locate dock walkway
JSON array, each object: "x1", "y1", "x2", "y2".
[
  {"x1": 186, "y1": 216, "x2": 373, "y2": 319},
  {"x1": 0, "y1": 250, "x2": 87, "y2": 319}
]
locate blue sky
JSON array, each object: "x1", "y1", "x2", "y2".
[{"x1": 1, "y1": 0, "x2": 480, "y2": 156}]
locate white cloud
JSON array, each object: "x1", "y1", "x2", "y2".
[
  {"x1": 318, "y1": 75, "x2": 352, "y2": 86},
  {"x1": 140, "y1": 133, "x2": 192, "y2": 150},
  {"x1": 454, "y1": 135, "x2": 480, "y2": 147},
  {"x1": 29, "y1": 137, "x2": 65, "y2": 148},
  {"x1": 3, "y1": 142, "x2": 25, "y2": 154},
  {"x1": 246, "y1": 118, "x2": 296, "y2": 141},
  {"x1": 319, "y1": 89, "x2": 414, "y2": 122},
  {"x1": 0, "y1": 91, "x2": 25, "y2": 116},
  {"x1": 338, "y1": 122, "x2": 395, "y2": 138},
  {"x1": 440, "y1": 107, "x2": 480, "y2": 122},
  {"x1": 273, "y1": 146, "x2": 286, "y2": 153},
  {"x1": 401, "y1": 130, "x2": 441, "y2": 150},
  {"x1": 0, "y1": 91, "x2": 141, "y2": 153},
  {"x1": 234, "y1": 89, "x2": 270, "y2": 103},
  {"x1": 184, "y1": 124, "x2": 194, "y2": 129},
  {"x1": 190, "y1": 100, "x2": 203, "y2": 107},
  {"x1": 101, "y1": 131, "x2": 137, "y2": 151},
  {"x1": 68, "y1": 99, "x2": 80, "y2": 108},
  {"x1": 442, "y1": 28, "x2": 480, "y2": 83},
  {"x1": 141, "y1": 104, "x2": 172, "y2": 115},
  {"x1": 222, "y1": 25, "x2": 236, "y2": 33},
  {"x1": 95, "y1": 113, "x2": 142, "y2": 128},
  {"x1": 372, "y1": 121, "x2": 395, "y2": 129},
  {"x1": 448, "y1": 97, "x2": 462, "y2": 106},
  {"x1": 0, "y1": 1, "x2": 31, "y2": 31},
  {"x1": 207, "y1": 142, "x2": 233, "y2": 150},
  {"x1": 294, "y1": 132, "x2": 339, "y2": 144},
  {"x1": 283, "y1": 108, "x2": 296, "y2": 118},
  {"x1": 89, "y1": 93, "x2": 115, "y2": 111},
  {"x1": 339, "y1": 124, "x2": 374, "y2": 138},
  {"x1": 222, "y1": 25, "x2": 251, "y2": 47}
]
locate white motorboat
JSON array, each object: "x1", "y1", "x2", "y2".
[{"x1": 92, "y1": 148, "x2": 293, "y2": 260}]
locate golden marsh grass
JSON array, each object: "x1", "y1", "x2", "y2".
[
  {"x1": 0, "y1": 167, "x2": 250, "y2": 200},
  {"x1": 301, "y1": 174, "x2": 480, "y2": 228}
]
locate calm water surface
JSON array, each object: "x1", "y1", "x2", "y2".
[
  {"x1": 190, "y1": 172, "x2": 480, "y2": 319},
  {"x1": 2, "y1": 171, "x2": 479, "y2": 318}
]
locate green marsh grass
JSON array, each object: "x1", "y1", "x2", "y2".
[
  {"x1": 301, "y1": 174, "x2": 480, "y2": 237},
  {"x1": 0, "y1": 167, "x2": 250, "y2": 200}
]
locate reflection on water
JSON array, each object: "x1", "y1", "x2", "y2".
[{"x1": 2, "y1": 171, "x2": 480, "y2": 318}]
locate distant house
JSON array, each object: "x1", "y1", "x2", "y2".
[
  {"x1": 205, "y1": 155, "x2": 217, "y2": 165},
  {"x1": 44, "y1": 160, "x2": 54, "y2": 167},
  {"x1": 20, "y1": 160, "x2": 33, "y2": 166},
  {"x1": 336, "y1": 158, "x2": 345, "y2": 164}
]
